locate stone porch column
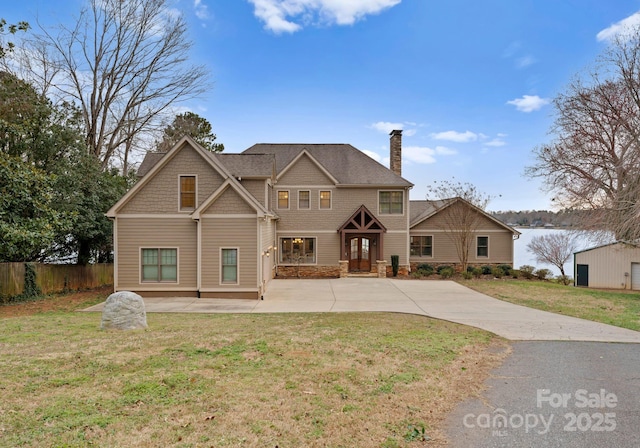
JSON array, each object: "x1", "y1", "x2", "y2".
[
  {"x1": 376, "y1": 260, "x2": 387, "y2": 278},
  {"x1": 339, "y1": 260, "x2": 349, "y2": 278}
]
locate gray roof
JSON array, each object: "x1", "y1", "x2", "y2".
[
  {"x1": 136, "y1": 151, "x2": 274, "y2": 179},
  {"x1": 137, "y1": 152, "x2": 166, "y2": 177},
  {"x1": 242, "y1": 143, "x2": 413, "y2": 187},
  {"x1": 409, "y1": 199, "x2": 451, "y2": 226},
  {"x1": 216, "y1": 154, "x2": 274, "y2": 178}
]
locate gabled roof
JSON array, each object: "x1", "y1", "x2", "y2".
[
  {"x1": 409, "y1": 197, "x2": 520, "y2": 235},
  {"x1": 573, "y1": 240, "x2": 639, "y2": 255},
  {"x1": 137, "y1": 152, "x2": 166, "y2": 177},
  {"x1": 242, "y1": 143, "x2": 413, "y2": 187},
  {"x1": 216, "y1": 154, "x2": 275, "y2": 179},
  {"x1": 191, "y1": 178, "x2": 270, "y2": 220},
  {"x1": 107, "y1": 136, "x2": 268, "y2": 218}
]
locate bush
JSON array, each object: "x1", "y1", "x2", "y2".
[
  {"x1": 535, "y1": 268, "x2": 552, "y2": 280},
  {"x1": 437, "y1": 265, "x2": 453, "y2": 275},
  {"x1": 497, "y1": 264, "x2": 512, "y2": 276},
  {"x1": 417, "y1": 263, "x2": 434, "y2": 275},
  {"x1": 511, "y1": 269, "x2": 520, "y2": 279},
  {"x1": 391, "y1": 255, "x2": 399, "y2": 277},
  {"x1": 472, "y1": 267, "x2": 483, "y2": 278},
  {"x1": 556, "y1": 275, "x2": 572, "y2": 285},
  {"x1": 20, "y1": 263, "x2": 42, "y2": 300},
  {"x1": 466, "y1": 265, "x2": 475, "y2": 273},
  {"x1": 439, "y1": 267, "x2": 454, "y2": 279},
  {"x1": 519, "y1": 265, "x2": 535, "y2": 280},
  {"x1": 481, "y1": 265, "x2": 492, "y2": 275},
  {"x1": 462, "y1": 271, "x2": 473, "y2": 280},
  {"x1": 491, "y1": 267, "x2": 504, "y2": 278}
]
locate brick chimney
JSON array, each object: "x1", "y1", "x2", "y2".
[{"x1": 389, "y1": 129, "x2": 402, "y2": 176}]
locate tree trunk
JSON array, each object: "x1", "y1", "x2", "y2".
[{"x1": 77, "y1": 239, "x2": 92, "y2": 266}]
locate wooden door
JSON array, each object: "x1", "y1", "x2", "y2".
[{"x1": 349, "y1": 237, "x2": 371, "y2": 272}]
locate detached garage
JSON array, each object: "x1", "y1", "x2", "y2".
[{"x1": 574, "y1": 242, "x2": 640, "y2": 290}]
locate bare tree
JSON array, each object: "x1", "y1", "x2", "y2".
[
  {"x1": 527, "y1": 29, "x2": 640, "y2": 241},
  {"x1": 527, "y1": 232, "x2": 579, "y2": 283},
  {"x1": 12, "y1": 0, "x2": 209, "y2": 169},
  {"x1": 426, "y1": 180, "x2": 493, "y2": 272}
]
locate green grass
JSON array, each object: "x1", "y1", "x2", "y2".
[
  {"x1": 462, "y1": 279, "x2": 640, "y2": 331},
  {"x1": 0, "y1": 310, "x2": 503, "y2": 447}
]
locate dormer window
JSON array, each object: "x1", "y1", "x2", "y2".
[{"x1": 180, "y1": 176, "x2": 196, "y2": 210}]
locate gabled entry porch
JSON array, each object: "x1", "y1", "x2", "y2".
[{"x1": 338, "y1": 205, "x2": 387, "y2": 277}]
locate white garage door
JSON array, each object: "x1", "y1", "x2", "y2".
[{"x1": 631, "y1": 263, "x2": 640, "y2": 290}]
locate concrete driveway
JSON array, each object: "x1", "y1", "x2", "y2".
[{"x1": 85, "y1": 279, "x2": 640, "y2": 343}]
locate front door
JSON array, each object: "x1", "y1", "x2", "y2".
[
  {"x1": 349, "y1": 237, "x2": 371, "y2": 272},
  {"x1": 576, "y1": 264, "x2": 589, "y2": 287}
]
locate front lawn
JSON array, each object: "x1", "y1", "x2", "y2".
[
  {"x1": 0, "y1": 293, "x2": 506, "y2": 447},
  {"x1": 462, "y1": 279, "x2": 640, "y2": 331}
]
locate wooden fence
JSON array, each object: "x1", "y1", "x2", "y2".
[{"x1": 0, "y1": 263, "x2": 113, "y2": 299}]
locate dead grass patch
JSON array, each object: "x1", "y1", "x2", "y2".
[{"x1": 0, "y1": 308, "x2": 508, "y2": 447}]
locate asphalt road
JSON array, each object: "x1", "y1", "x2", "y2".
[{"x1": 446, "y1": 341, "x2": 640, "y2": 447}]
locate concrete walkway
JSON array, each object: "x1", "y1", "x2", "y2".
[{"x1": 84, "y1": 279, "x2": 640, "y2": 343}]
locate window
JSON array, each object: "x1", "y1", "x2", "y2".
[
  {"x1": 180, "y1": 176, "x2": 196, "y2": 210},
  {"x1": 278, "y1": 191, "x2": 289, "y2": 209},
  {"x1": 141, "y1": 248, "x2": 177, "y2": 282},
  {"x1": 320, "y1": 190, "x2": 331, "y2": 209},
  {"x1": 410, "y1": 236, "x2": 433, "y2": 257},
  {"x1": 279, "y1": 237, "x2": 316, "y2": 264},
  {"x1": 379, "y1": 191, "x2": 403, "y2": 214},
  {"x1": 477, "y1": 236, "x2": 489, "y2": 257},
  {"x1": 221, "y1": 248, "x2": 238, "y2": 284},
  {"x1": 298, "y1": 190, "x2": 310, "y2": 209}
]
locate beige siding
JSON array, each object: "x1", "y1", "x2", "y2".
[
  {"x1": 120, "y1": 144, "x2": 225, "y2": 214},
  {"x1": 203, "y1": 186, "x2": 256, "y2": 215},
  {"x1": 116, "y1": 217, "x2": 197, "y2": 291},
  {"x1": 200, "y1": 218, "x2": 258, "y2": 289},
  {"x1": 241, "y1": 179, "x2": 267, "y2": 207},
  {"x1": 275, "y1": 187, "x2": 408, "y2": 233},
  {"x1": 575, "y1": 243, "x2": 640, "y2": 289},
  {"x1": 413, "y1": 203, "x2": 506, "y2": 231},
  {"x1": 410, "y1": 231, "x2": 514, "y2": 264},
  {"x1": 278, "y1": 153, "x2": 335, "y2": 185},
  {"x1": 385, "y1": 233, "x2": 410, "y2": 265}
]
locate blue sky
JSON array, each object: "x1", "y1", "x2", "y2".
[{"x1": 5, "y1": 0, "x2": 640, "y2": 211}]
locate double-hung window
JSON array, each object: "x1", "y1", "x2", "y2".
[
  {"x1": 298, "y1": 190, "x2": 310, "y2": 209},
  {"x1": 477, "y1": 236, "x2": 489, "y2": 257},
  {"x1": 278, "y1": 191, "x2": 289, "y2": 209},
  {"x1": 180, "y1": 176, "x2": 196, "y2": 210},
  {"x1": 319, "y1": 190, "x2": 331, "y2": 209},
  {"x1": 141, "y1": 248, "x2": 177, "y2": 282},
  {"x1": 410, "y1": 236, "x2": 433, "y2": 257},
  {"x1": 221, "y1": 248, "x2": 238, "y2": 284},
  {"x1": 379, "y1": 191, "x2": 403, "y2": 214}
]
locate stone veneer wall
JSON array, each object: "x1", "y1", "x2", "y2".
[
  {"x1": 276, "y1": 265, "x2": 341, "y2": 278},
  {"x1": 386, "y1": 265, "x2": 410, "y2": 277}
]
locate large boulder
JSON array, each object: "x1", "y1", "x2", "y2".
[{"x1": 101, "y1": 291, "x2": 148, "y2": 330}]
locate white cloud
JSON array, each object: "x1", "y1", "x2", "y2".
[
  {"x1": 597, "y1": 11, "x2": 640, "y2": 42},
  {"x1": 370, "y1": 121, "x2": 416, "y2": 136},
  {"x1": 194, "y1": 0, "x2": 210, "y2": 20},
  {"x1": 362, "y1": 149, "x2": 382, "y2": 162},
  {"x1": 403, "y1": 145, "x2": 457, "y2": 164},
  {"x1": 430, "y1": 130, "x2": 478, "y2": 143},
  {"x1": 516, "y1": 55, "x2": 536, "y2": 68},
  {"x1": 248, "y1": 0, "x2": 401, "y2": 33},
  {"x1": 507, "y1": 95, "x2": 550, "y2": 112},
  {"x1": 484, "y1": 138, "x2": 506, "y2": 147}
]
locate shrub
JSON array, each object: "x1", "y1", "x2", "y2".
[
  {"x1": 437, "y1": 265, "x2": 453, "y2": 275},
  {"x1": 535, "y1": 268, "x2": 552, "y2": 281},
  {"x1": 411, "y1": 270, "x2": 423, "y2": 279},
  {"x1": 417, "y1": 263, "x2": 434, "y2": 275},
  {"x1": 472, "y1": 267, "x2": 483, "y2": 278},
  {"x1": 391, "y1": 255, "x2": 399, "y2": 277},
  {"x1": 491, "y1": 267, "x2": 504, "y2": 278},
  {"x1": 556, "y1": 275, "x2": 572, "y2": 285},
  {"x1": 461, "y1": 271, "x2": 473, "y2": 280},
  {"x1": 511, "y1": 269, "x2": 520, "y2": 279},
  {"x1": 481, "y1": 265, "x2": 492, "y2": 275},
  {"x1": 439, "y1": 267, "x2": 454, "y2": 279},
  {"x1": 497, "y1": 264, "x2": 512, "y2": 276},
  {"x1": 466, "y1": 265, "x2": 475, "y2": 273},
  {"x1": 519, "y1": 265, "x2": 535, "y2": 280}
]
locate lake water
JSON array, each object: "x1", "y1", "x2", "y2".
[{"x1": 513, "y1": 228, "x2": 609, "y2": 278}]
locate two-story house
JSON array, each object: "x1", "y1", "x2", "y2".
[{"x1": 106, "y1": 130, "x2": 518, "y2": 299}]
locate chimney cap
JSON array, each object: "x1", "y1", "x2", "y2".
[{"x1": 390, "y1": 129, "x2": 402, "y2": 136}]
